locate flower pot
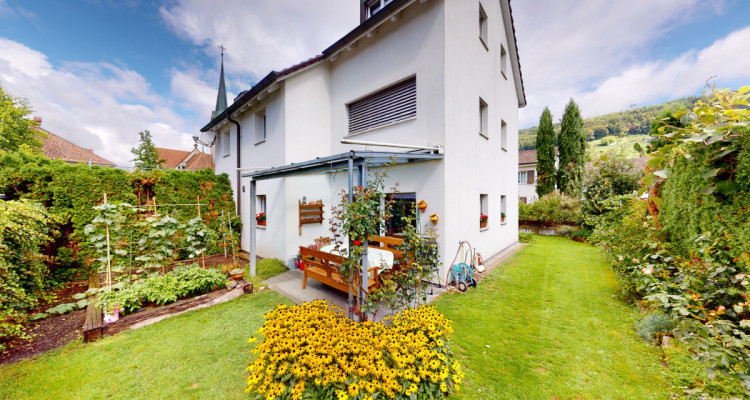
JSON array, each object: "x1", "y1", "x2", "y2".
[
  {"x1": 430, "y1": 213, "x2": 439, "y2": 224},
  {"x1": 480, "y1": 220, "x2": 488, "y2": 229},
  {"x1": 231, "y1": 272, "x2": 245, "y2": 280},
  {"x1": 417, "y1": 200, "x2": 428, "y2": 212},
  {"x1": 257, "y1": 220, "x2": 266, "y2": 226}
]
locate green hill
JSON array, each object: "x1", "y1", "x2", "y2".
[{"x1": 519, "y1": 97, "x2": 701, "y2": 153}]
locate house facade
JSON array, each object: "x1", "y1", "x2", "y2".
[
  {"x1": 518, "y1": 149, "x2": 537, "y2": 203},
  {"x1": 156, "y1": 145, "x2": 214, "y2": 171},
  {"x1": 202, "y1": 0, "x2": 525, "y2": 281}
]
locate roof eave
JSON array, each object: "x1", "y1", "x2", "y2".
[{"x1": 501, "y1": 0, "x2": 526, "y2": 108}]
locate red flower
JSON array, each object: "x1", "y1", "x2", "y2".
[{"x1": 353, "y1": 240, "x2": 361, "y2": 246}]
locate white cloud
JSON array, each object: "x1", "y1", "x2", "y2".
[
  {"x1": 159, "y1": 0, "x2": 359, "y2": 80},
  {"x1": 0, "y1": 38, "x2": 195, "y2": 166},
  {"x1": 512, "y1": 0, "x2": 737, "y2": 126}
]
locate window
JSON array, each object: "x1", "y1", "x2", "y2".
[
  {"x1": 520, "y1": 197, "x2": 528, "y2": 204},
  {"x1": 256, "y1": 195, "x2": 266, "y2": 227},
  {"x1": 480, "y1": 194, "x2": 488, "y2": 230},
  {"x1": 221, "y1": 130, "x2": 230, "y2": 157},
  {"x1": 500, "y1": 45, "x2": 507, "y2": 79},
  {"x1": 479, "y1": 98, "x2": 488, "y2": 139},
  {"x1": 255, "y1": 109, "x2": 266, "y2": 144},
  {"x1": 501, "y1": 119, "x2": 507, "y2": 150},
  {"x1": 479, "y1": 3, "x2": 488, "y2": 49},
  {"x1": 348, "y1": 76, "x2": 416, "y2": 135},
  {"x1": 366, "y1": 0, "x2": 393, "y2": 18},
  {"x1": 518, "y1": 171, "x2": 527, "y2": 184},
  {"x1": 385, "y1": 193, "x2": 416, "y2": 237},
  {"x1": 501, "y1": 195, "x2": 507, "y2": 224}
]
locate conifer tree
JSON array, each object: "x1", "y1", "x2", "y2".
[
  {"x1": 535, "y1": 107, "x2": 556, "y2": 197},
  {"x1": 130, "y1": 130, "x2": 165, "y2": 169},
  {"x1": 557, "y1": 99, "x2": 586, "y2": 196}
]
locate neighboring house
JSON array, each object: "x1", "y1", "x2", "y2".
[
  {"x1": 518, "y1": 149, "x2": 537, "y2": 203},
  {"x1": 156, "y1": 145, "x2": 214, "y2": 171},
  {"x1": 36, "y1": 117, "x2": 115, "y2": 167},
  {"x1": 202, "y1": 0, "x2": 526, "y2": 281}
]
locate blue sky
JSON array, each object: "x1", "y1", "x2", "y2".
[{"x1": 1, "y1": 0, "x2": 749, "y2": 165}]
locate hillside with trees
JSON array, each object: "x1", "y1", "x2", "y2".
[{"x1": 519, "y1": 96, "x2": 701, "y2": 150}]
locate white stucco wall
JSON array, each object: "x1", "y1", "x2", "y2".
[{"x1": 212, "y1": 0, "x2": 523, "y2": 280}]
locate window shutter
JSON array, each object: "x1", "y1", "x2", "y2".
[
  {"x1": 527, "y1": 170, "x2": 535, "y2": 184},
  {"x1": 348, "y1": 77, "x2": 416, "y2": 135}
]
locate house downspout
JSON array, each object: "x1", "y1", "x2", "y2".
[{"x1": 227, "y1": 113, "x2": 242, "y2": 224}]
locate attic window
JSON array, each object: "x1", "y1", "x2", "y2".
[
  {"x1": 348, "y1": 76, "x2": 417, "y2": 135},
  {"x1": 366, "y1": 0, "x2": 393, "y2": 18}
]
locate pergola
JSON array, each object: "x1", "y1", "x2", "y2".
[{"x1": 243, "y1": 150, "x2": 443, "y2": 314}]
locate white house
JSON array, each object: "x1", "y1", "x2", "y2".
[
  {"x1": 518, "y1": 149, "x2": 537, "y2": 203},
  {"x1": 201, "y1": 0, "x2": 526, "y2": 284}
]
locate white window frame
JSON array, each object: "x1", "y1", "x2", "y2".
[
  {"x1": 480, "y1": 193, "x2": 489, "y2": 231},
  {"x1": 518, "y1": 171, "x2": 527, "y2": 184},
  {"x1": 479, "y1": 98, "x2": 488, "y2": 139},
  {"x1": 221, "y1": 130, "x2": 230, "y2": 157},
  {"x1": 255, "y1": 109, "x2": 266, "y2": 145},
  {"x1": 501, "y1": 195, "x2": 507, "y2": 225},
  {"x1": 500, "y1": 45, "x2": 508, "y2": 79},
  {"x1": 366, "y1": 0, "x2": 393, "y2": 18},
  {"x1": 479, "y1": 3, "x2": 488, "y2": 50},
  {"x1": 501, "y1": 119, "x2": 507, "y2": 151}
]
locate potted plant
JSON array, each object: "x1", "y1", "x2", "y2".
[
  {"x1": 501, "y1": 212, "x2": 506, "y2": 223},
  {"x1": 103, "y1": 303, "x2": 120, "y2": 324},
  {"x1": 229, "y1": 268, "x2": 245, "y2": 280},
  {"x1": 256, "y1": 212, "x2": 266, "y2": 226},
  {"x1": 480, "y1": 213, "x2": 488, "y2": 228}
]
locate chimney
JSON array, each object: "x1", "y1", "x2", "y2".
[{"x1": 33, "y1": 116, "x2": 42, "y2": 126}]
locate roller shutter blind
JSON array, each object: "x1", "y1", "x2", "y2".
[{"x1": 348, "y1": 77, "x2": 416, "y2": 135}]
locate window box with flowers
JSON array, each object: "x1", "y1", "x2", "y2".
[
  {"x1": 256, "y1": 212, "x2": 266, "y2": 226},
  {"x1": 501, "y1": 212, "x2": 506, "y2": 224},
  {"x1": 480, "y1": 213, "x2": 488, "y2": 229}
]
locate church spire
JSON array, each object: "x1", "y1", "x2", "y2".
[{"x1": 214, "y1": 44, "x2": 228, "y2": 117}]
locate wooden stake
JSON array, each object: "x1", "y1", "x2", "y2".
[
  {"x1": 103, "y1": 192, "x2": 112, "y2": 289},
  {"x1": 198, "y1": 196, "x2": 205, "y2": 268}
]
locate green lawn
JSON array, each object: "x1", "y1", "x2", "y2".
[
  {"x1": 1, "y1": 238, "x2": 721, "y2": 399},
  {"x1": 0, "y1": 287, "x2": 291, "y2": 400},
  {"x1": 436, "y1": 235, "x2": 669, "y2": 399}
]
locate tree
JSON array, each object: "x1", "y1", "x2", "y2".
[
  {"x1": 557, "y1": 99, "x2": 586, "y2": 196},
  {"x1": 0, "y1": 86, "x2": 45, "y2": 153},
  {"x1": 535, "y1": 107, "x2": 556, "y2": 197},
  {"x1": 130, "y1": 130, "x2": 164, "y2": 169}
]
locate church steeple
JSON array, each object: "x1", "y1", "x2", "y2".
[{"x1": 214, "y1": 44, "x2": 228, "y2": 118}]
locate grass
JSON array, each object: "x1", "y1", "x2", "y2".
[
  {"x1": 435, "y1": 235, "x2": 669, "y2": 399},
  {"x1": 0, "y1": 290, "x2": 291, "y2": 399},
  {"x1": 587, "y1": 134, "x2": 646, "y2": 160},
  {"x1": 245, "y1": 258, "x2": 288, "y2": 287}
]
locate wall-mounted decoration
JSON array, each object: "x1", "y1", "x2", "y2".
[
  {"x1": 430, "y1": 213, "x2": 439, "y2": 224},
  {"x1": 299, "y1": 199, "x2": 324, "y2": 235},
  {"x1": 417, "y1": 200, "x2": 428, "y2": 212}
]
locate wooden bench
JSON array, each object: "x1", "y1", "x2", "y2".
[
  {"x1": 368, "y1": 236, "x2": 404, "y2": 265},
  {"x1": 300, "y1": 246, "x2": 379, "y2": 294}
]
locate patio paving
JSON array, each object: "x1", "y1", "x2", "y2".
[{"x1": 263, "y1": 242, "x2": 523, "y2": 320}]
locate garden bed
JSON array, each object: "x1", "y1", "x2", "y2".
[{"x1": 84, "y1": 280, "x2": 253, "y2": 342}]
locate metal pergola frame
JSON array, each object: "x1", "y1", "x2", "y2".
[{"x1": 242, "y1": 150, "x2": 443, "y2": 317}]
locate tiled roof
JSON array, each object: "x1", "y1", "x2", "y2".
[
  {"x1": 155, "y1": 147, "x2": 191, "y2": 169},
  {"x1": 40, "y1": 128, "x2": 115, "y2": 166},
  {"x1": 155, "y1": 147, "x2": 214, "y2": 171},
  {"x1": 518, "y1": 149, "x2": 537, "y2": 165}
]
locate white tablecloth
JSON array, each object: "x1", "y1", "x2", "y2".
[{"x1": 319, "y1": 243, "x2": 395, "y2": 271}]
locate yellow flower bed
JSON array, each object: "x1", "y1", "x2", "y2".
[{"x1": 246, "y1": 300, "x2": 464, "y2": 400}]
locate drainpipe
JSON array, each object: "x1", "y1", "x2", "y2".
[{"x1": 227, "y1": 113, "x2": 242, "y2": 227}]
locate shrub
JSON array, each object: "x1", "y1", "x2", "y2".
[
  {"x1": 518, "y1": 191, "x2": 581, "y2": 225},
  {"x1": 635, "y1": 312, "x2": 674, "y2": 343},
  {"x1": 0, "y1": 200, "x2": 57, "y2": 348},
  {"x1": 519, "y1": 232, "x2": 534, "y2": 243},
  {"x1": 246, "y1": 301, "x2": 464, "y2": 400}
]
